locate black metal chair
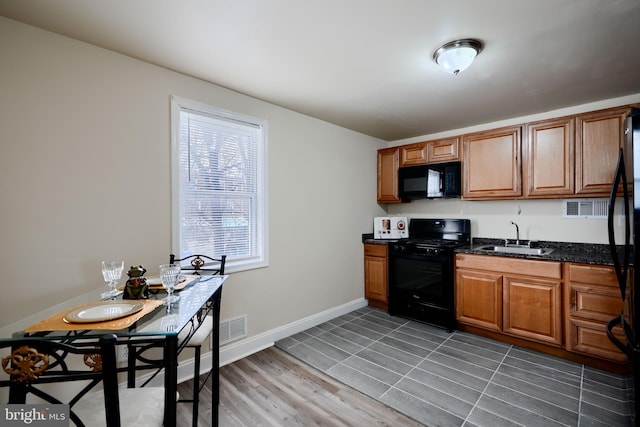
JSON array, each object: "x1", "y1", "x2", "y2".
[
  {"x1": 170, "y1": 253, "x2": 226, "y2": 426},
  {"x1": 169, "y1": 253, "x2": 226, "y2": 276},
  {"x1": 0, "y1": 334, "x2": 165, "y2": 427}
]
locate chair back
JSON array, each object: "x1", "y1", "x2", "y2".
[
  {"x1": 0, "y1": 334, "x2": 121, "y2": 427},
  {"x1": 169, "y1": 254, "x2": 226, "y2": 275}
]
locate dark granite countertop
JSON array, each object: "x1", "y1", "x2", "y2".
[
  {"x1": 457, "y1": 238, "x2": 624, "y2": 266},
  {"x1": 362, "y1": 234, "x2": 626, "y2": 266}
]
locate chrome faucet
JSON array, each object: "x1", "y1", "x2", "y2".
[{"x1": 510, "y1": 221, "x2": 520, "y2": 246}]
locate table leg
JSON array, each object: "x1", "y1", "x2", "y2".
[
  {"x1": 165, "y1": 334, "x2": 178, "y2": 427},
  {"x1": 212, "y1": 288, "x2": 222, "y2": 427}
]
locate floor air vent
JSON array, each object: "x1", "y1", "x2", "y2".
[
  {"x1": 218, "y1": 315, "x2": 247, "y2": 345},
  {"x1": 563, "y1": 199, "x2": 608, "y2": 218}
]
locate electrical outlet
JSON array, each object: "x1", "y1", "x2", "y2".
[{"x1": 117, "y1": 345, "x2": 128, "y2": 363}]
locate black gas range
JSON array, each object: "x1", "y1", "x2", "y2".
[{"x1": 388, "y1": 218, "x2": 470, "y2": 331}]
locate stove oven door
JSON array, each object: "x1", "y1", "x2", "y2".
[{"x1": 388, "y1": 250, "x2": 455, "y2": 330}]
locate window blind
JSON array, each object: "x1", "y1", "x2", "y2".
[{"x1": 173, "y1": 100, "x2": 266, "y2": 269}]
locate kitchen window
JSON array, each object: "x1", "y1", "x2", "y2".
[{"x1": 170, "y1": 96, "x2": 268, "y2": 272}]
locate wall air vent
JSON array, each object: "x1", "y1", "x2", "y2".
[
  {"x1": 563, "y1": 199, "x2": 608, "y2": 218},
  {"x1": 218, "y1": 314, "x2": 247, "y2": 345}
]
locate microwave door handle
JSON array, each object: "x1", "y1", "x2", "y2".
[{"x1": 437, "y1": 169, "x2": 449, "y2": 197}]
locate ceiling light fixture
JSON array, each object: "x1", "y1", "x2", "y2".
[{"x1": 433, "y1": 39, "x2": 483, "y2": 75}]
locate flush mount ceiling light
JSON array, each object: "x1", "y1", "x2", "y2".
[{"x1": 433, "y1": 39, "x2": 483, "y2": 75}]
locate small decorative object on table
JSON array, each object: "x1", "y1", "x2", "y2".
[{"x1": 123, "y1": 265, "x2": 149, "y2": 300}]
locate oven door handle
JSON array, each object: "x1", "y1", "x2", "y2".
[{"x1": 389, "y1": 253, "x2": 449, "y2": 261}]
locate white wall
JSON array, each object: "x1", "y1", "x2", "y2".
[
  {"x1": 0, "y1": 18, "x2": 388, "y2": 335},
  {"x1": 386, "y1": 94, "x2": 640, "y2": 244},
  {"x1": 386, "y1": 198, "x2": 617, "y2": 244}
]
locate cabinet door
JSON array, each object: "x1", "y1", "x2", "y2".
[
  {"x1": 428, "y1": 137, "x2": 460, "y2": 163},
  {"x1": 524, "y1": 117, "x2": 575, "y2": 198},
  {"x1": 364, "y1": 255, "x2": 388, "y2": 306},
  {"x1": 377, "y1": 147, "x2": 402, "y2": 203},
  {"x1": 463, "y1": 125, "x2": 522, "y2": 199},
  {"x1": 456, "y1": 269, "x2": 502, "y2": 331},
  {"x1": 400, "y1": 142, "x2": 428, "y2": 166},
  {"x1": 503, "y1": 276, "x2": 563, "y2": 345},
  {"x1": 575, "y1": 107, "x2": 629, "y2": 195},
  {"x1": 364, "y1": 244, "x2": 388, "y2": 309}
]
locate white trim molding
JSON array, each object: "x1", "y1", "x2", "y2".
[{"x1": 219, "y1": 297, "x2": 367, "y2": 367}]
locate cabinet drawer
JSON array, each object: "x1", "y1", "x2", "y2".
[
  {"x1": 568, "y1": 283, "x2": 624, "y2": 322},
  {"x1": 455, "y1": 254, "x2": 561, "y2": 279},
  {"x1": 364, "y1": 243, "x2": 387, "y2": 257},
  {"x1": 567, "y1": 317, "x2": 628, "y2": 362},
  {"x1": 567, "y1": 264, "x2": 618, "y2": 287}
]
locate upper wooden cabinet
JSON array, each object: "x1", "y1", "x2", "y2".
[
  {"x1": 428, "y1": 137, "x2": 460, "y2": 163},
  {"x1": 524, "y1": 117, "x2": 575, "y2": 198},
  {"x1": 400, "y1": 137, "x2": 460, "y2": 166},
  {"x1": 575, "y1": 107, "x2": 629, "y2": 195},
  {"x1": 377, "y1": 147, "x2": 402, "y2": 203},
  {"x1": 463, "y1": 125, "x2": 522, "y2": 199},
  {"x1": 375, "y1": 104, "x2": 633, "y2": 203},
  {"x1": 400, "y1": 142, "x2": 428, "y2": 166},
  {"x1": 523, "y1": 106, "x2": 631, "y2": 199}
]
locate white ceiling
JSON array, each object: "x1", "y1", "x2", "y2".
[{"x1": 2, "y1": 0, "x2": 640, "y2": 141}]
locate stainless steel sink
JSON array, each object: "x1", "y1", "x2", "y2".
[{"x1": 475, "y1": 245, "x2": 554, "y2": 256}]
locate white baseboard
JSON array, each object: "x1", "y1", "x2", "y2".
[
  {"x1": 130, "y1": 297, "x2": 367, "y2": 386},
  {"x1": 218, "y1": 297, "x2": 367, "y2": 367}
]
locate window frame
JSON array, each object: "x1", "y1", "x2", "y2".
[{"x1": 170, "y1": 95, "x2": 269, "y2": 273}]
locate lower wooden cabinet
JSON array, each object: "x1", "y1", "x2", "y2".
[
  {"x1": 503, "y1": 275, "x2": 563, "y2": 345},
  {"x1": 456, "y1": 255, "x2": 631, "y2": 367},
  {"x1": 456, "y1": 268, "x2": 502, "y2": 332},
  {"x1": 455, "y1": 254, "x2": 563, "y2": 346},
  {"x1": 564, "y1": 263, "x2": 629, "y2": 362},
  {"x1": 364, "y1": 243, "x2": 388, "y2": 310}
]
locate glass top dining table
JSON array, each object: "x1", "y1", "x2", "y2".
[{"x1": 2, "y1": 275, "x2": 227, "y2": 427}]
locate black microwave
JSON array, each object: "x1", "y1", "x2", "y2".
[{"x1": 399, "y1": 162, "x2": 462, "y2": 200}]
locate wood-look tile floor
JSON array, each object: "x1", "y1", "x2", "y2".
[
  {"x1": 177, "y1": 344, "x2": 425, "y2": 426},
  {"x1": 276, "y1": 306, "x2": 635, "y2": 427}
]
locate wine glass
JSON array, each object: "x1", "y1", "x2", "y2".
[
  {"x1": 159, "y1": 263, "x2": 181, "y2": 304},
  {"x1": 101, "y1": 260, "x2": 124, "y2": 299}
]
